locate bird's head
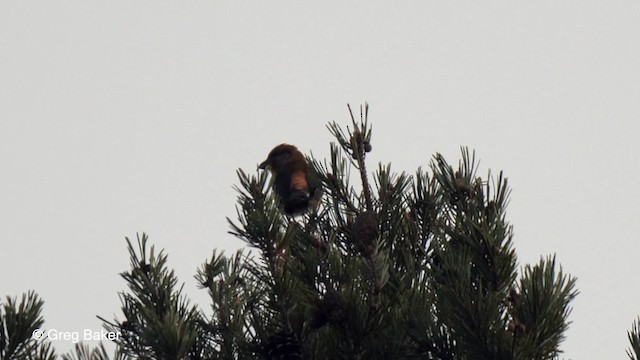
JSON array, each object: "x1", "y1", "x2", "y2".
[{"x1": 258, "y1": 144, "x2": 305, "y2": 172}]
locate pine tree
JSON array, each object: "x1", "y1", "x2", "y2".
[
  {"x1": 4, "y1": 103, "x2": 581, "y2": 359},
  {"x1": 220, "y1": 103, "x2": 578, "y2": 359}
]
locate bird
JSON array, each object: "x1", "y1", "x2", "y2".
[{"x1": 258, "y1": 144, "x2": 323, "y2": 216}]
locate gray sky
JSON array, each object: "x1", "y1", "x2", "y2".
[{"x1": 1, "y1": 2, "x2": 639, "y2": 358}]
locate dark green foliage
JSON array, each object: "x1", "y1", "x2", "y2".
[
  {"x1": 510, "y1": 257, "x2": 577, "y2": 360},
  {"x1": 4, "y1": 103, "x2": 583, "y2": 359},
  {"x1": 628, "y1": 318, "x2": 640, "y2": 360},
  {"x1": 218, "y1": 104, "x2": 578, "y2": 359},
  {"x1": 0, "y1": 291, "x2": 55, "y2": 360},
  {"x1": 60, "y1": 343, "x2": 128, "y2": 360},
  {"x1": 99, "y1": 234, "x2": 200, "y2": 360},
  {"x1": 193, "y1": 249, "x2": 266, "y2": 360}
]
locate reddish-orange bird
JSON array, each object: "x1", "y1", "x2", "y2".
[{"x1": 258, "y1": 144, "x2": 323, "y2": 216}]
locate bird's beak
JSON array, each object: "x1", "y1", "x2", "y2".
[{"x1": 258, "y1": 159, "x2": 269, "y2": 170}]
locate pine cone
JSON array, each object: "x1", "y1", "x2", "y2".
[
  {"x1": 321, "y1": 290, "x2": 347, "y2": 325},
  {"x1": 308, "y1": 307, "x2": 327, "y2": 329},
  {"x1": 351, "y1": 130, "x2": 363, "y2": 146},
  {"x1": 327, "y1": 173, "x2": 339, "y2": 187},
  {"x1": 508, "y1": 318, "x2": 526, "y2": 335},
  {"x1": 309, "y1": 290, "x2": 348, "y2": 329},
  {"x1": 263, "y1": 329, "x2": 302, "y2": 360},
  {"x1": 353, "y1": 211, "x2": 378, "y2": 256}
]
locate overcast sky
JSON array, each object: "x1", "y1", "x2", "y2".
[{"x1": 1, "y1": 2, "x2": 639, "y2": 358}]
